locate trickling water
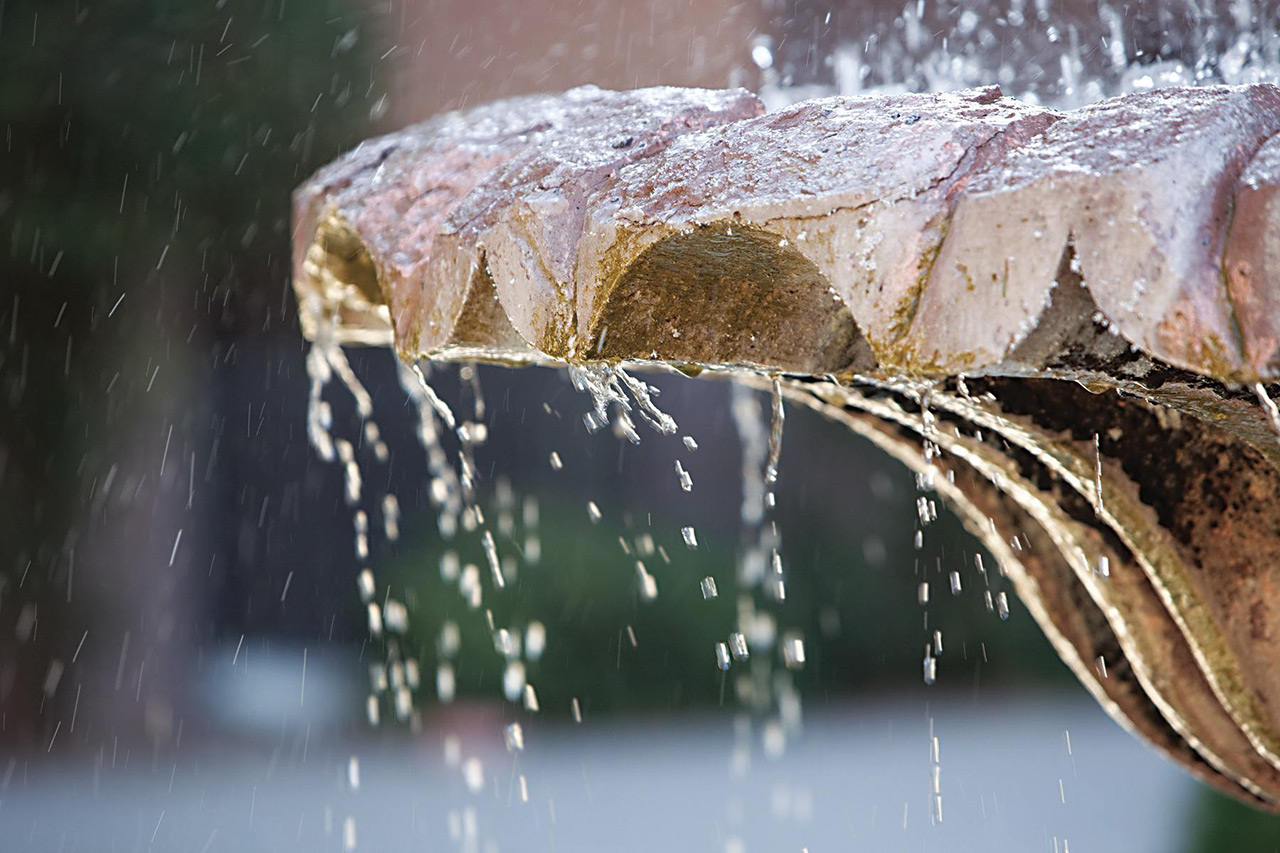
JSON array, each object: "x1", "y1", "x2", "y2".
[{"x1": 288, "y1": 7, "x2": 1280, "y2": 844}]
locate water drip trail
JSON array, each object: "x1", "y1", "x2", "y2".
[
  {"x1": 305, "y1": 321, "x2": 570, "y2": 851},
  {"x1": 723, "y1": 378, "x2": 809, "y2": 847}
]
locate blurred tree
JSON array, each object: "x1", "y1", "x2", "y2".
[{"x1": 0, "y1": 0, "x2": 382, "y2": 746}]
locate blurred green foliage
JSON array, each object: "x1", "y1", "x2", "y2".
[
  {"x1": 0, "y1": 0, "x2": 381, "y2": 736},
  {"x1": 385, "y1": 461, "x2": 1073, "y2": 718},
  {"x1": 1190, "y1": 787, "x2": 1280, "y2": 852},
  {"x1": 1, "y1": 0, "x2": 381, "y2": 279}
]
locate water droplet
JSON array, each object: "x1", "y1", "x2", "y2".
[
  {"x1": 783, "y1": 634, "x2": 806, "y2": 670},
  {"x1": 525, "y1": 621, "x2": 546, "y2": 661},
  {"x1": 493, "y1": 628, "x2": 516, "y2": 658},
  {"x1": 676, "y1": 460, "x2": 693, "y2": 492},
  {"x1": 462, "y1": 757, "x2": 484, "y2": 793},
  {"x1": 949, "y1": 570, "x2": 962, "y2": 595},
  {"x1": 765, "y1": 379, "x2": 785, "y2": 486},
  {"x1": 356, "y1": 569, "x2": 375, "y2": 602},
  {"x1": 637, "y1": 563, "x2": 659, "y2": 600},
  {"x1": 382, "y1": 494, "x2": 400, "y2": 541},
  {"x1": 384, "y1": 600, "x2": 408, "y2": 633},
  {"x1": 715, "y1": 642, "x2": 732, "y2": 671},
  {"x1": 701, "y1": 577, "x2": 719, "y2": 599},
  {"x1": 762, "y1": 720, "x2": 786, "y2": 757},
  {"x1": 523, "y1": 683, "x2": 540, "y2": 712},
  {"x1": 438, "y1": 621, "x2": 461, "y2": 658},
  {"x1": 923, "y1": 648, "x2": 938, "y2": 685},
  {"x1": 681, "y1": 526, "x2": 698, "y2": 548},
  {"x1": 502, "y1": 661, "x2": 526, "y2": 702},
  {"x1": 549, "y1": 451, "x2": 563, "y2": 470},
  {"x1": 347, "y1": 755, "x2": 360, "y2": 790},
  {"x1": 436, "y1": 663, "x2": 456, "y2": 703},
  {"x1": 481, "y1": 530, "x2": 504, "y2": 589},
  {"x1": 586, "y1": 501, "x2": 602, "y2": 523},
  {"x1": 504, "y1": 722, "x2": 524, "y2": 752},
  {"x1": 440, "y1": 551, "x2": 460, "y2": 581},
  {"x1": 728, "y1": 632, "x2": 749, "y2": 661}
]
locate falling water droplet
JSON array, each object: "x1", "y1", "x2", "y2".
[
  {"x1": 676, "y1": 460, "x2": 693, "y2": 492},
  {"x1": 523, "y1": 683, "x2": 540, "y2": 712},
  {"x1": 357, "y1": 569, "x2": 375, "y2": 602},
  {"x1": 783, "y1": 634, "x2": 806, "y2": 670},
  {"x1": 480, "y1": 529, "x2": 505, "y2": 590},
  {"x1": 439, "y1": 551, "x2": 460, "y2": 581},
  {"x1": 436, "y1": 663, "x2": 456, "y2": 703},
  {"x1": 462, "y1": 758, "x2": 484, "y2": 793},
  {"x1": 382, "y1": 494, "x2": 400, "y2": 541},
  {"x1": 347, "y1": 756, "x2": 360, "y2": 790},
  {"x1": 503, "y1": 661, "x2": 526, "y2": 702},
  {"x1": 637, "y1": 563, "x2": 659, "y2": 600},
  {"x1": 765, "y1": 377, "x2": 785, "y2": 484},
  {"x1": 525, "y1": 621, "x2": 546, "y2": 661},
  {"x1": 923, "y1": 646, "x2": 938, "y2": 685}
]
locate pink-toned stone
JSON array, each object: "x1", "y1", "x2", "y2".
[
  {"x1": 294, "y1": 82, "x2": 1280, "y2": 382},
  {"x1": 292, "y1": 85, "x2": 762, "y2": 358},
  {"x1": 917, "y1": 85, "x2": 1280, "y2": 379},
  {"x1": 1226, "y1": 134, "x2": 1280, "y2": 378},
  {"x1": 575, "y1": 86, "x2": 1058, "y2": 370}
]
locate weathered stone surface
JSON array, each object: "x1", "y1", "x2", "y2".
[
  {"x1": 293, "y1": 83, "x2": 1280, "y2": 811},
  {"x1": 789, "y1": 376, "x2": 1280, "y2": 808},
  {"x1": 1227, "y1": 135, "x2": 1280, "y2": 378},
  {"x1": 293, "y1": 85, "x2": 762, "y2": 359},
  {"x1": 921, "y1": 85, "x2": 1280, "y2": 380},
  {"x1": 577, "y1": 86, "x2": 1057, "y2": 371},
  {"x1": 296, "y1": 82, "x2": 1280, "y2": 382}
]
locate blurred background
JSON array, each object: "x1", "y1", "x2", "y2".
[{"x1": 3, "y1": 1, "x2": 1280, "y2": 850}]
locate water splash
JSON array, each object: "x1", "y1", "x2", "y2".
[{"x1": 762, "y1": 0, "x2": 1280, "y2": 110}]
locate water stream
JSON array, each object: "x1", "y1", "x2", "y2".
[{"x1": 294, "y1": 3, "x2": 1280, "y2": 849}]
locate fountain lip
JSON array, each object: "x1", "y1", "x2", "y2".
[
  {"x1": 293, "y1": 82, "x2": 1280, "y2": 384},
  {"x1": 289, "y1": 82, "x2": 1280, "y2": 819}
]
